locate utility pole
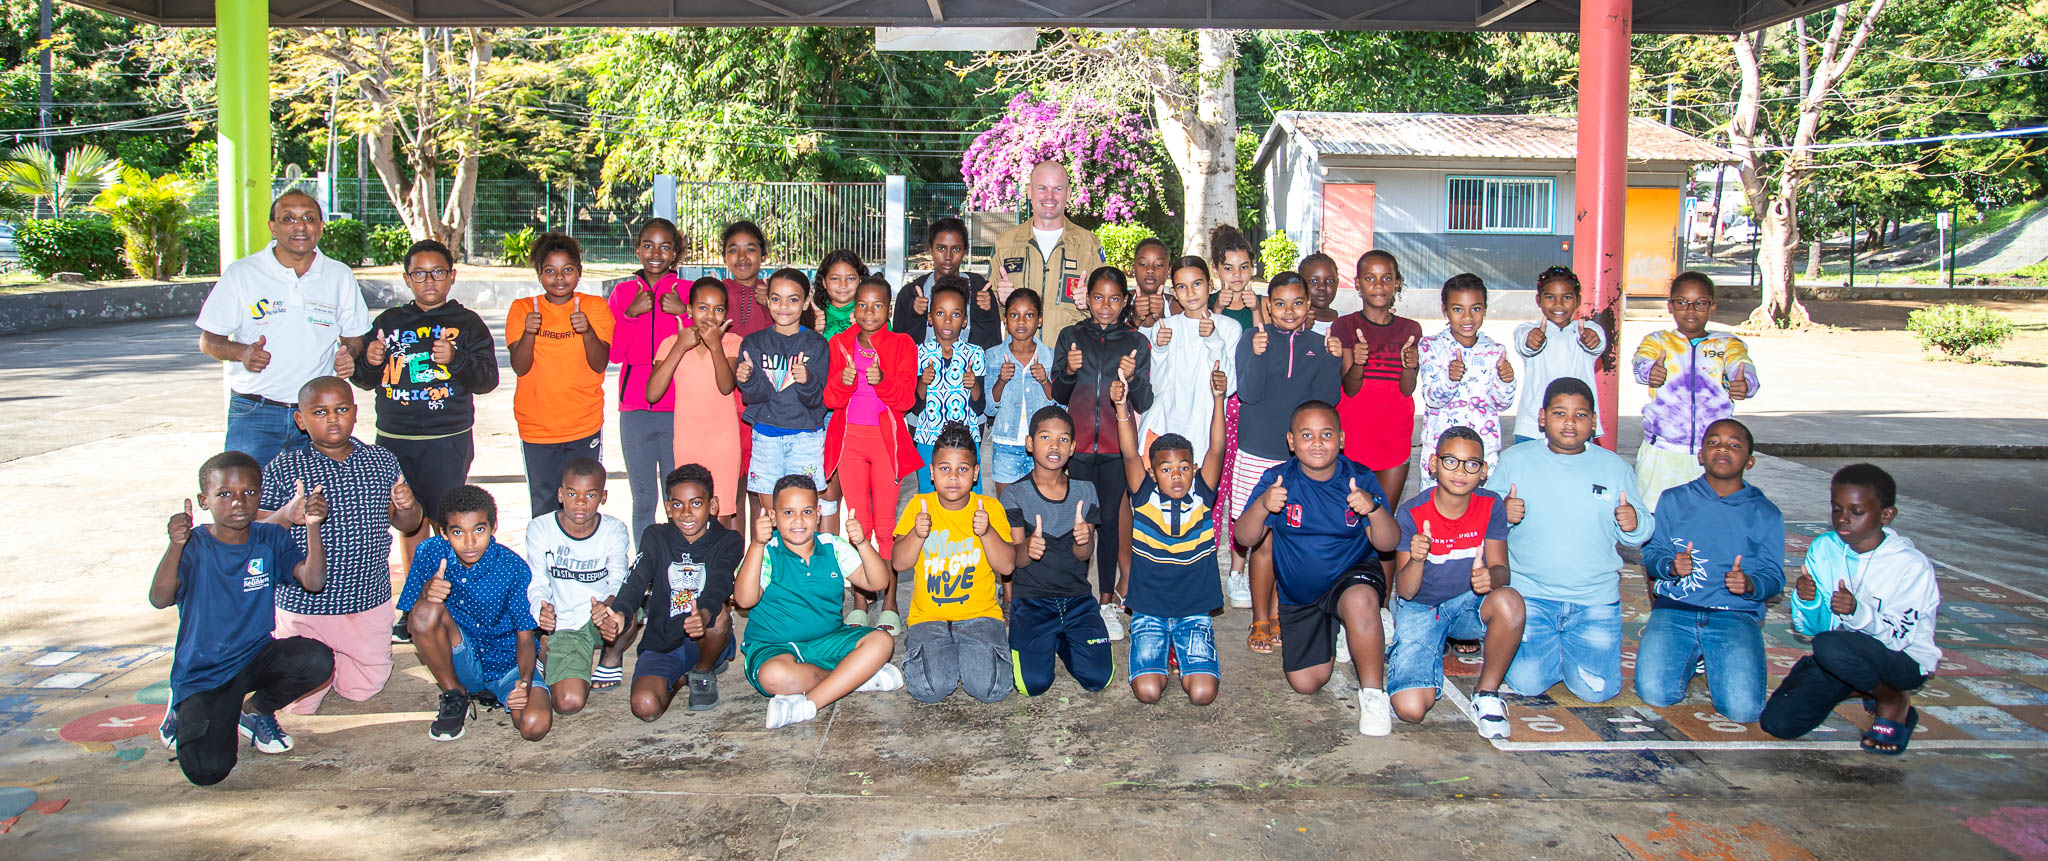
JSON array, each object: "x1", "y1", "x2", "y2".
[
  {"x1": 38, "y1": 0, "x2": 52, "y2": 220},
  {"x1": 325, "y1": 71, "x2": 341, "y2": 215}
]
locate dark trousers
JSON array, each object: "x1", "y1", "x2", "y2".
[
  {"x1": 1009, "y1": 595, "x2": 1113, "y2": 695},
  {"x1": 522, "y1": 432, "x2": 603, "y2": 518},
  {"x1": 174, "y1": 637, "x2": 334, "y2": 786},
  {"x1": 1760, "y1": 630, "x2": 1927, "y2": 740},
  {"x1": 1068, "y1": 452, "x2": 1126, "y2": 596}
]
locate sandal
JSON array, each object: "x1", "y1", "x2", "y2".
[
  {"x1": 590, "y1": 663, "x2": 623, "y2": 690},
  {"x1": 1247, "y1": 619, "x2": 1278, "y2": 655},
  {"x1": 873, "y1": 610, "x2": 902, "y2": 636},
  {"x1": 845, "y1": 608, "x2": 869, "y2": 628},
  {"x1": 1449, "y1": 639, "x2": 1481, "y2": 656},
  {"x1": 1861, "y1": 707, "x2": 1919, "y2": 755}
]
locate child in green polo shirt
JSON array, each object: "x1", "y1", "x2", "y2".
[{"x1": 737, "y1": 474, "x2": 901, "y2": 728}]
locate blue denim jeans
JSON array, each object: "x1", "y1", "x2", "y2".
[
  {"x1": 225, "y1": 396, "x2": 309, "y2": 468},
  {"x1": 1386, "y1": 590, "x2": 1489, "y2": 695},
  {"x1": 1504, "y1": 597, "x2": 1623, "y2": 702},
  {"x1": 1634, "y1": 606, "x2": 1767, "y2": 722}
]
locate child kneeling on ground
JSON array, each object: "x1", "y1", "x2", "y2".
[
  {"x1": 739, "y1": 475, "x2": 901, "y2": 729},
  {"x1": 1389, "y1": 426, "x2": 1523, "y2": 739},
  {"x1": 400, "y1": 485, "x2": 551, "y2": 742},
  {"x1": 893, "y1": 422, "x2": 1018, "y2": 703},
  {"x1": 1762, "y1": 464, "x2": 1941, "y2": 755},
  {"x1": 154, "y1": 452, "x2": 334, "y2": 786},
  {"x1": 525, "y1": 458, "x2": 632, "y2": 712},
  {"x1": 1002, "y1": 405, "x2": 1108, "y2": 696},
  {"x1": 597, "y1": 464, "x2": 743, "y2": 720}
]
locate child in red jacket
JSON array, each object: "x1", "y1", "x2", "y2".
[{"x1": 826, "y1": 276, "x2": 923, "y2": 635}]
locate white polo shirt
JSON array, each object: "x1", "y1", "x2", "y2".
[{"x1": 196, "y1": 242, "x2": 369, "y2": 403}]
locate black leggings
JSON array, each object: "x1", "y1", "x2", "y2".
[
  {"x1": 1067, "y1": 452, "x2": 1127, "y2": 596},
  {"x1": 1760, "y1": 630, "x2": 1926, "y2": 740},
  {"x1": 175, "y1": 636, "x2": 334, "y2": 786}
]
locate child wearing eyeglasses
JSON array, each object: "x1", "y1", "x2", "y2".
[{"x1": 1631, "y1": 272, "x2": 1759, "y2": 512}]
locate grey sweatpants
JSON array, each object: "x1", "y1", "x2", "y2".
[
  {"x1": 618, "y1": 409, "x2": 676, "y2": 540},
  {"x1": 904, "y1": 616, "x2": 1012, "y2": 704}
]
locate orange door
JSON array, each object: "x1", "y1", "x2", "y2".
[
  {"x1": 1320, "y1": 183, "x2": 1375, "y2": 292},
  {"x1": 1624, "y1": 187, "x2": 1683, "y2": 298}
]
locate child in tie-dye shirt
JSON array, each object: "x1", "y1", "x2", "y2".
[
  {"x1": 1416, "y1": 273, "x2": 1516, "y2": 489},
  {"x1": 1631, "y1": 272, "x2": 1760, "y2": 512}
]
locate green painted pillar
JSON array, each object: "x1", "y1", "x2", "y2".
[{"x1": 215, "y1": 0, "x2": 270, "y2": 260}]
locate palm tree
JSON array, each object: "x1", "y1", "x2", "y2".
[{"x1": 0, "y1": 143, "x2": 123, "y2": 218}]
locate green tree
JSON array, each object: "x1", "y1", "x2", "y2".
[
  {"x1": 90, "y1": 165, "x2": 193, "y2": 280},
  {"x1": 0, "y1": 142, "x2": 120, "y2": 216}
]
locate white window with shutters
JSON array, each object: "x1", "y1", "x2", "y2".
[{"x1": 1445, "y1": 176, "x2": 1555, "y2": 234}]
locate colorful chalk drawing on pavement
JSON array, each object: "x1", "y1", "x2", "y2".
[
  {"x1": 1441, "y1": 523, "x2": 2048, "y2": 752},
  {"x1": 0, "y1": 646, "x2": 170, "y2": 699}
]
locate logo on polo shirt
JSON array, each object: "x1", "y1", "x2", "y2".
[{"x1": 248, "y1": 298, "x2": 282, "y2": 320}]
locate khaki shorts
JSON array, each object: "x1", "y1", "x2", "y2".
[{"x1": 543, "y1": 621, "x2": 602, "y2": 686}]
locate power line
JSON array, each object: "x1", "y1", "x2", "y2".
[{"x1": 1753, "y1": 123, "x2": 2048, "y2": 152}]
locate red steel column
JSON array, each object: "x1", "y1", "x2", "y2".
[{"x1": 1575, "y1": 0, "x2": 1631, "y2": 451}]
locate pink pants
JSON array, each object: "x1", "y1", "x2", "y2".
[{"x1": 274, "y1": 598, "x2": 395, "y2": 714}]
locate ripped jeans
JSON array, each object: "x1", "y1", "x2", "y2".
[{"x1": 1505, "y1": 597, "x2": 1623, "y2": 703}]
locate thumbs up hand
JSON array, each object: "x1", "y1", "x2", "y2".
[
  {"x1": 1199, "y1": 317, "x2": 1215, "y2": 338},
  {"x1": 626, "y1": 285, "x2": 655, "y2": 317},
  {"x1": 1448, "y1": 352, "x2": 1467, "y2": 382},
  {"x1": 1027, "y1": 514, "x2": 1047, "y2": 560},
  {"x1": 865, "y1": 351, "x2": 884, "y2": 386},
  {"x1": 1504, "y1": 483, "x2": 1524, "y2": 525},
  {"x1": 1352, "y1": 340, "x2": 1372, "y2": 368},
  {"x1": 1066, "y1": 343, "x2": 1084, "y2": 374},
  {"x1": 425, "y1": 558, "x2": 452, "y2": 603},
  {"x1": 1796, "y1": 570, "x2": 1818, "y2": 602},
  {"x1": 752, "y1": 505, "x2": 775, "y2": 544},
  {"x1": 845, "y1": 505, "x2": 867, "y2": 547},
  {"x1": 1325, "y1": 333, "x2": 1344, "y2": 359},
  {"x1": 789, "y1": 354, "x2": 809, "y2": 386},
  {"x1": 1345, "y1": 476, "x2": 1377, "y2": 516},
  {"x1": 169, "y1": 498, "x2": 195, "y2": 545},
  {"x1": 391, "y1": 479, "x2": 417, "y2": 514},
  {"x1": 1614, "y1": 490, "x2": 1638, "y2": 533},
  {"x1": 1726, "y1": 367, "x2": 1752, "y2": 400},
  {"x1": 1000, "y1": 356, "x2": 1017, "y2": 382},
  {"x1": 568, "y1": 309, "x2": 592, "y2": 334},
  {"x1": 523, "y1": 310, "x2": 544, "y2": 336},
  {"x1": 840, "y1": 347, "x2": 857, "y2": 387},
  {"x1": 1252, "y1": 327, "x2": 1269, "y2": 356},
  {"x1": 1525, "y1": 325, "x2": 1547, "y2": 352},
  {"x1": 1070, "y1": 499, "x2": 1093, "y2": 548},
  {"x1": 506, "y1": 680, "x2": 530, "y2": 713},
  {"x1": 1260, "y1": 475, "x2": 1289, "y2": 514},
  {"x1": 1673, "y1": 541, "x2": 1695, "y2": 580},
  {"x1": 1647, "y1": 360, "x2": 1669, "y2": 388},
  {"x1": 1495, "y1": 353, "x2": 1515, "y2": 383},
  {"x1": 430, "y1": 329, "x2": 456, "y2": 365},
  {"x1": 1831, "y1": 580, "x2": 1857, "y2": 615},
  {"x1": 972, "y1": 499, "x2": 990, "y2": 537},
  {"x1": 1725, "y1": 554, "x2": 1750, "y2": 596},
  {"x1": 1400, "y1": 335, "x2": 1419, "y2": 370},
  {"x1": 913, "y1": 498, "x2": 932, "y2": 538},
  {"x1": 1118, "y1": 349, "x2": 1138, "y2": 382},
  {"x1": 1029, "y1": 358, "x2": 1049, "y2": 385},
  {"x1": 1409, "y1": 519, "x2": 1433, "y2": 560},
  {"x1": 537, "y1": 601, "x2": 557, "y2": 632},
  {"x1": 365, "y1": 329, "x2": 389, "y2": 366},
  {"x1": 595, "y1": 601, "x2": 624, "y2": 640},
  {"x1": 1470, "y1": 551, "x2": 1498, "y2": 595},
  {"x1": 303, "y1": 483, "x2": 329, "y2": 526},
  {"x1": 331, "y1": 337, "x2": 355, "y2": 377},
  {"x1": 1210, "y1": 360, "x2": 1227, "y2": 397},
  {"x1": 734, "y1": 352, "x2": 755, "y2": 384},
  {"x1": 1154, "y1": 325, "x2": 1174, "y2": 348},
  {"x1": 1578, "y1": 323, "x2": 1601, "y2": 352}
]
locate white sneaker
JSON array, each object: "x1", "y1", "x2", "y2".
[
  {"x1": 1227, "y1": 572, "x2": 1252, "y2": 609},
  {"x1": 1473, "y1": 691, "x2": 1511, "y2": 740},
  {"x1": 856, "y1": 663, "x2": 905, "y2": 693},
  {"x1": 1335, "y1": 624, "x2": 1352, "y2": 664},
  {"x1": 765, "y1": 693, "x2": 819, "y2": 729},
  {"x1": 1357, "y1": 688, "x2": 1392, "y2": 737},
  {"x1": 1099, "y1": 603, "x2": 1125, "y2": 641}
]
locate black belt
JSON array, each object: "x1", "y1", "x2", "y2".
[{"x1": 232, "y1": 391, "x2": 297, "y2": 409}]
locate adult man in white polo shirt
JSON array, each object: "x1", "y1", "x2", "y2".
[{"x1": 196, "y1": 190, "x2": 370, "y2": 466}]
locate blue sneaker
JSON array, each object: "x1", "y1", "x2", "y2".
[
  {"x1": 158, "y1": 710, "x2": 178, "y2": 751},
  {"x1": 238, "y1": 711, "x2": 293, "y2": 754}
]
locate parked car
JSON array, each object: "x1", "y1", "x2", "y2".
[{"x1": 0, "y1": 222, "x2": 15, "y2": 260}]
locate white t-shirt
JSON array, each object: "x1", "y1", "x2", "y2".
[
  {"x1": 195, "y1": 243, "x2": 369, "y2": 403},
  {"x1": 1033, "y1": 226, "x2": 1062, "y2": 258},
  {"x1": 522, "y1": 512, "x2": 632, "y2": 632}
]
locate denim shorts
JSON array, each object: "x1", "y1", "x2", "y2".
[
  {"x1": 1130, "y1": 613, "x2": 1219, "y2": 680},
  {"x1": 748, "y1": 427, "x2": 827, "y2": 493},
  {"x1": 990, "y1": 442, "x2": 1032, "y2": 485},
  {"x1": 1386, "y1": 590, "x2": 1488, "y2": 695},
  {"x1": 451, "y1": 632, "x2": 548, "y2": 704}
]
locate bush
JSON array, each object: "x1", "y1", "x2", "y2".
[
  {"x1": 90, "y1": 167, "x2": 195, "y2": 281},
  {"x1": 182, "y1": 215, "x2": 220, "y2": 275},
  {"x1": 1096, "y1": 222, "x2": 1153, "y2": 272},
  {"x1": 318, "y1": 218, "x2": 369, "y2": 266},
  {"x1": 15, "y1": 218, "x2": 127, "y2": 280},
  {"x1": 368, "y1": 224, "x2": 411, "y2": 266},
  {"x1": 1259, "y1": 232, "x2": 1299, "y2": 278},
  {"x1": 500, "y1": 227, "x2": 537, "y2": 267},
  {"x1": 1907, "y1": 304, "x2": 2015, "y2": 358}
]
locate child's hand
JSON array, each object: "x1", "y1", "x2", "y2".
[
  {"x1": 595, "y1": 601, "x2": 623, "y2": 640},
  {"x1": 1726, "y1": 369, "x2": 1751, "y2": 400},
  {"x1": 332, "y1": 338, "x2": 355, "y2": 377},
  {"x1": 1495, "y1": 354, "x2": 1515, "y2": 383},
  {"x1": 683, "y1": 607, "x2": 709, "y2": 638},
  {"x1": 1724, "y1": 555, "x2": 1749, "y2": 596},
  {"x1": 1409, "y1": 520, "x2": 1433, "y2": 560},
  {"x1": 1066, "y1": 343, "x2": 1084, "y2": 373},
  {"x1": 430, "y1": 331, "x2": 455, "y2": 365},
  {"x1": 1448, "y1": 353, "x2": 1467, "y2": 382},
  {"x1": 1118, "y1": 349, "x2": 1138, "y2": 382},
  {"x1": 537, "y1": 602, "x2": 557, "y2": 632},
  {"x1": 569, "y1": 309, "x2": 591, "y2": 334},
  {"x1": 1352, "y1": 340, "x2": 1372, "y2": 368},
  {"x1": 424, "y1": 559, "x2": 452, "y2": 603},
  {"x1": 169, "y1": 499, "x2": 194, "y2": 545},
  {"x1": 391, "y1": 478, "x2": 417, "y2": 513},
  {"x1": 913, "y1": 292, "x2": 929, "y2": 316},
  {"x1": 523, "y1": 311, "x2": 544, "y2": 336},
  {"x1": 1252, "y1": 328, "x2": 1269, "y2": 356},
  {"x1": 1614, "y1": 491, "x2": 1638, "y2": 533},
  {"x1": 1210, "y1": 361, "x2": 1227, "y2": 397},
  {"x1": 1400, "y1": 336, "x2": 1418, "y2": 370},
  {"x1": 961, "y1": 363, "x2": 976, "y2": 394},
  {"x1": 865, "y1": 359, "x2": 883, "y2": 386},
  {"x1": 789, "y1": 355, "x2": 809, "y2": 386},
  {"x1": 241, "y1": 335, "x2": 271, "y2": 373},
  {"x1": 1199, "y1": 317, "x2": 1215, "y2": 338},
  {"x1": 1796, "y1": 571, "x2": 1817, "y2": 602},
  {"x1": 692, "y1": 315, "x2": 729, "y2": 344},
  {"x1": 1110, "y1": 361, "x2": 1130, "y2": 406},
  {"x1": 1673, "y1": 541, "x2": 1694, "y2": 580},
  {"x1": 1000, "y1": 357, "x2": 1017, "y2": 382},
  {"x1": 753, "y1": 506, "x2": 775, "y2": 544},
  {"x1": 1578, "y1": 323, "x2": 1601, "y2": 352},
  {"x1": 1155, "y1": 325, "x2": 1174, "y2": 348},
  {"x1": 1028, "y1": 515, "x2": 1047, "y2": 560},
  {"x1": 840, "y1": 347, "x2": 857, "y2": 387},
  {"x1": 365, "y1": 329, "x2": 389, "y2": 366},
  {"x1": 918, "y1": 363, "x2": 936, "y2": 390},
  {"x1": 972, "y1": 500, "x2": 990, "y2": 537},
  {"x1": 976, "y1": 284, "x2": 994, "y2": 311},
  {"x1": 1325, "y1": 334, "x2": 1343, "y2": 359},
  {"x1": 1471, "y1": 554, "x2": 1499, "y2": 595},
  {"x1": 1504, "y1": 484, "x2": 1524, "y2": 525},
  {"x1": 506, "y1": 680, "x2": 530, "y2": 713},
  {"x1": 1831, "y1": 580, "x2": 1857, "y2": 615},
  {"x1": 1345, "y1": 478, "x2": 1378, "y2": 516},
  {"x1": 1647, "y1": 361, "x2": 1668, "y2": 387},
  {"x1": 913, "y1": 499, "x2": 932, "y2": 538},
  {"x1": 626, "y1": 288, "x2": 654, "y2": 317},
  {"x1": 845, "y1": 505, "x2": 866, "y2": 547},
  {"x1": 1260, "y1": 475, "x2": 1288, "y2": 514},
  {"x1": 1029, "y1": 359, "x2": 1049, "y2": 385},
  {"x1": 659, "y1": 292, "x2": 685, "y2": 317},
  {"x1": 1525, "y1": 326, "x2": 1546, "y2": 352},
  {"x1": 735, "y1": 353, "x2": 755, "y2": 383},
  {"x1": 1070, "y1": 500, "x2": 1092, "y2": 548},
  {"x1": 302, "y1": 483, "x2": 329, "y2": 526}
]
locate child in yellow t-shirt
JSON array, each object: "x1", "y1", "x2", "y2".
[{"x1": 891, "y1": 421, "x2": 1016, "y2": 702}]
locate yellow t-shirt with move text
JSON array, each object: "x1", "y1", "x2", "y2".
[{"x1": 896, "y1": 492, "x2": 1011, "y2": 625}]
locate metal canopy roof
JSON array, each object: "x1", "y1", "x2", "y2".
[
  {"x1": 1271, "y1": 111, "x2": 1739, "y2": 164},
  {"x1": 61, "y1": 0, "x2": 1849, "y2": 33}
]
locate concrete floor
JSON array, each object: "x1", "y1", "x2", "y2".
[{"x1": 2, "y1": 303, "x2": 2045, "y2": 859}]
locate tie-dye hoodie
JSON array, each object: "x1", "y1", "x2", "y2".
[{"x1": 1632, "y1": 330, "x2": 1759, "y2": 454}]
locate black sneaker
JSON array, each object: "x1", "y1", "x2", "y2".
[
  {"x1": 428, "y1": 690, "x2": 470, "y2": 741},
  {"x1": 687, "y1": 671, "x2": 719, "y2": 711},
  {"x1": 392, "y1": 612, "x2": 412, "y2": 644}
]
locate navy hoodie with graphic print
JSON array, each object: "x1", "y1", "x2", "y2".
[{"x1": 1641, "y1": 476, "x2": 1787, "y2": 620}]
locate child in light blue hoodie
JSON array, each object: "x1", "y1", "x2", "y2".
[
  {"x1": 1483, "y1": 378, "x2": 1654, "y2": 704},
  {"x1": 1634, "y1": 418, "x2": 1785, "y2": 723}
]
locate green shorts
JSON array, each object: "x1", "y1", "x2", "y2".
[
  {"x1": 743, "y1": 625, "x2": 877, "y2": 697},
  {"x1": 544, "y1": 621, "x2": 602, "y2": 686}
]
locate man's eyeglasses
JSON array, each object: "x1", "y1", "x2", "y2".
[
  {"x1": 1435, "y1": 455, "x2": 1485, "y2": 474},
  {"x1": 406, "y1": 268, "x2": 454, "y2": 283},
  {"x1": 274, "y1": 214, "x2": 321, "y2": 226}
]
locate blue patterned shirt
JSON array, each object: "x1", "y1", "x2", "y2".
[{"x1": 912, "y1": 338, "x2": 988, "y2": 444}]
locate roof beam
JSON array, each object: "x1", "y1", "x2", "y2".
[
  {"x1": 1476, "y1": 0, "x2": 1541, "y2": 26},
  {"x1": 347, "y1": 0, "x2": 416, "y2": 23},
  {"x1": 925, "y1": 0, "x2": 941, "y2": 20}
]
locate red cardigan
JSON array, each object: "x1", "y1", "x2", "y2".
[{"x1": 825, "y1": 328, "x2": 923, "y2": 481}]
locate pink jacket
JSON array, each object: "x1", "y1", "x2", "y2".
[{"x1": 607, "y1": 272, "x2": 686, "y2": 411}]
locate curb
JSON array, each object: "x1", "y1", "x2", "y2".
[{"x1": 1758, "y1": 443, "x2": 2048, "y2": 460}]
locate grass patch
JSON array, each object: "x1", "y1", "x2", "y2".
[{"x1": 1965, "y1": 198, "x2": 2047, "y2": 241}]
